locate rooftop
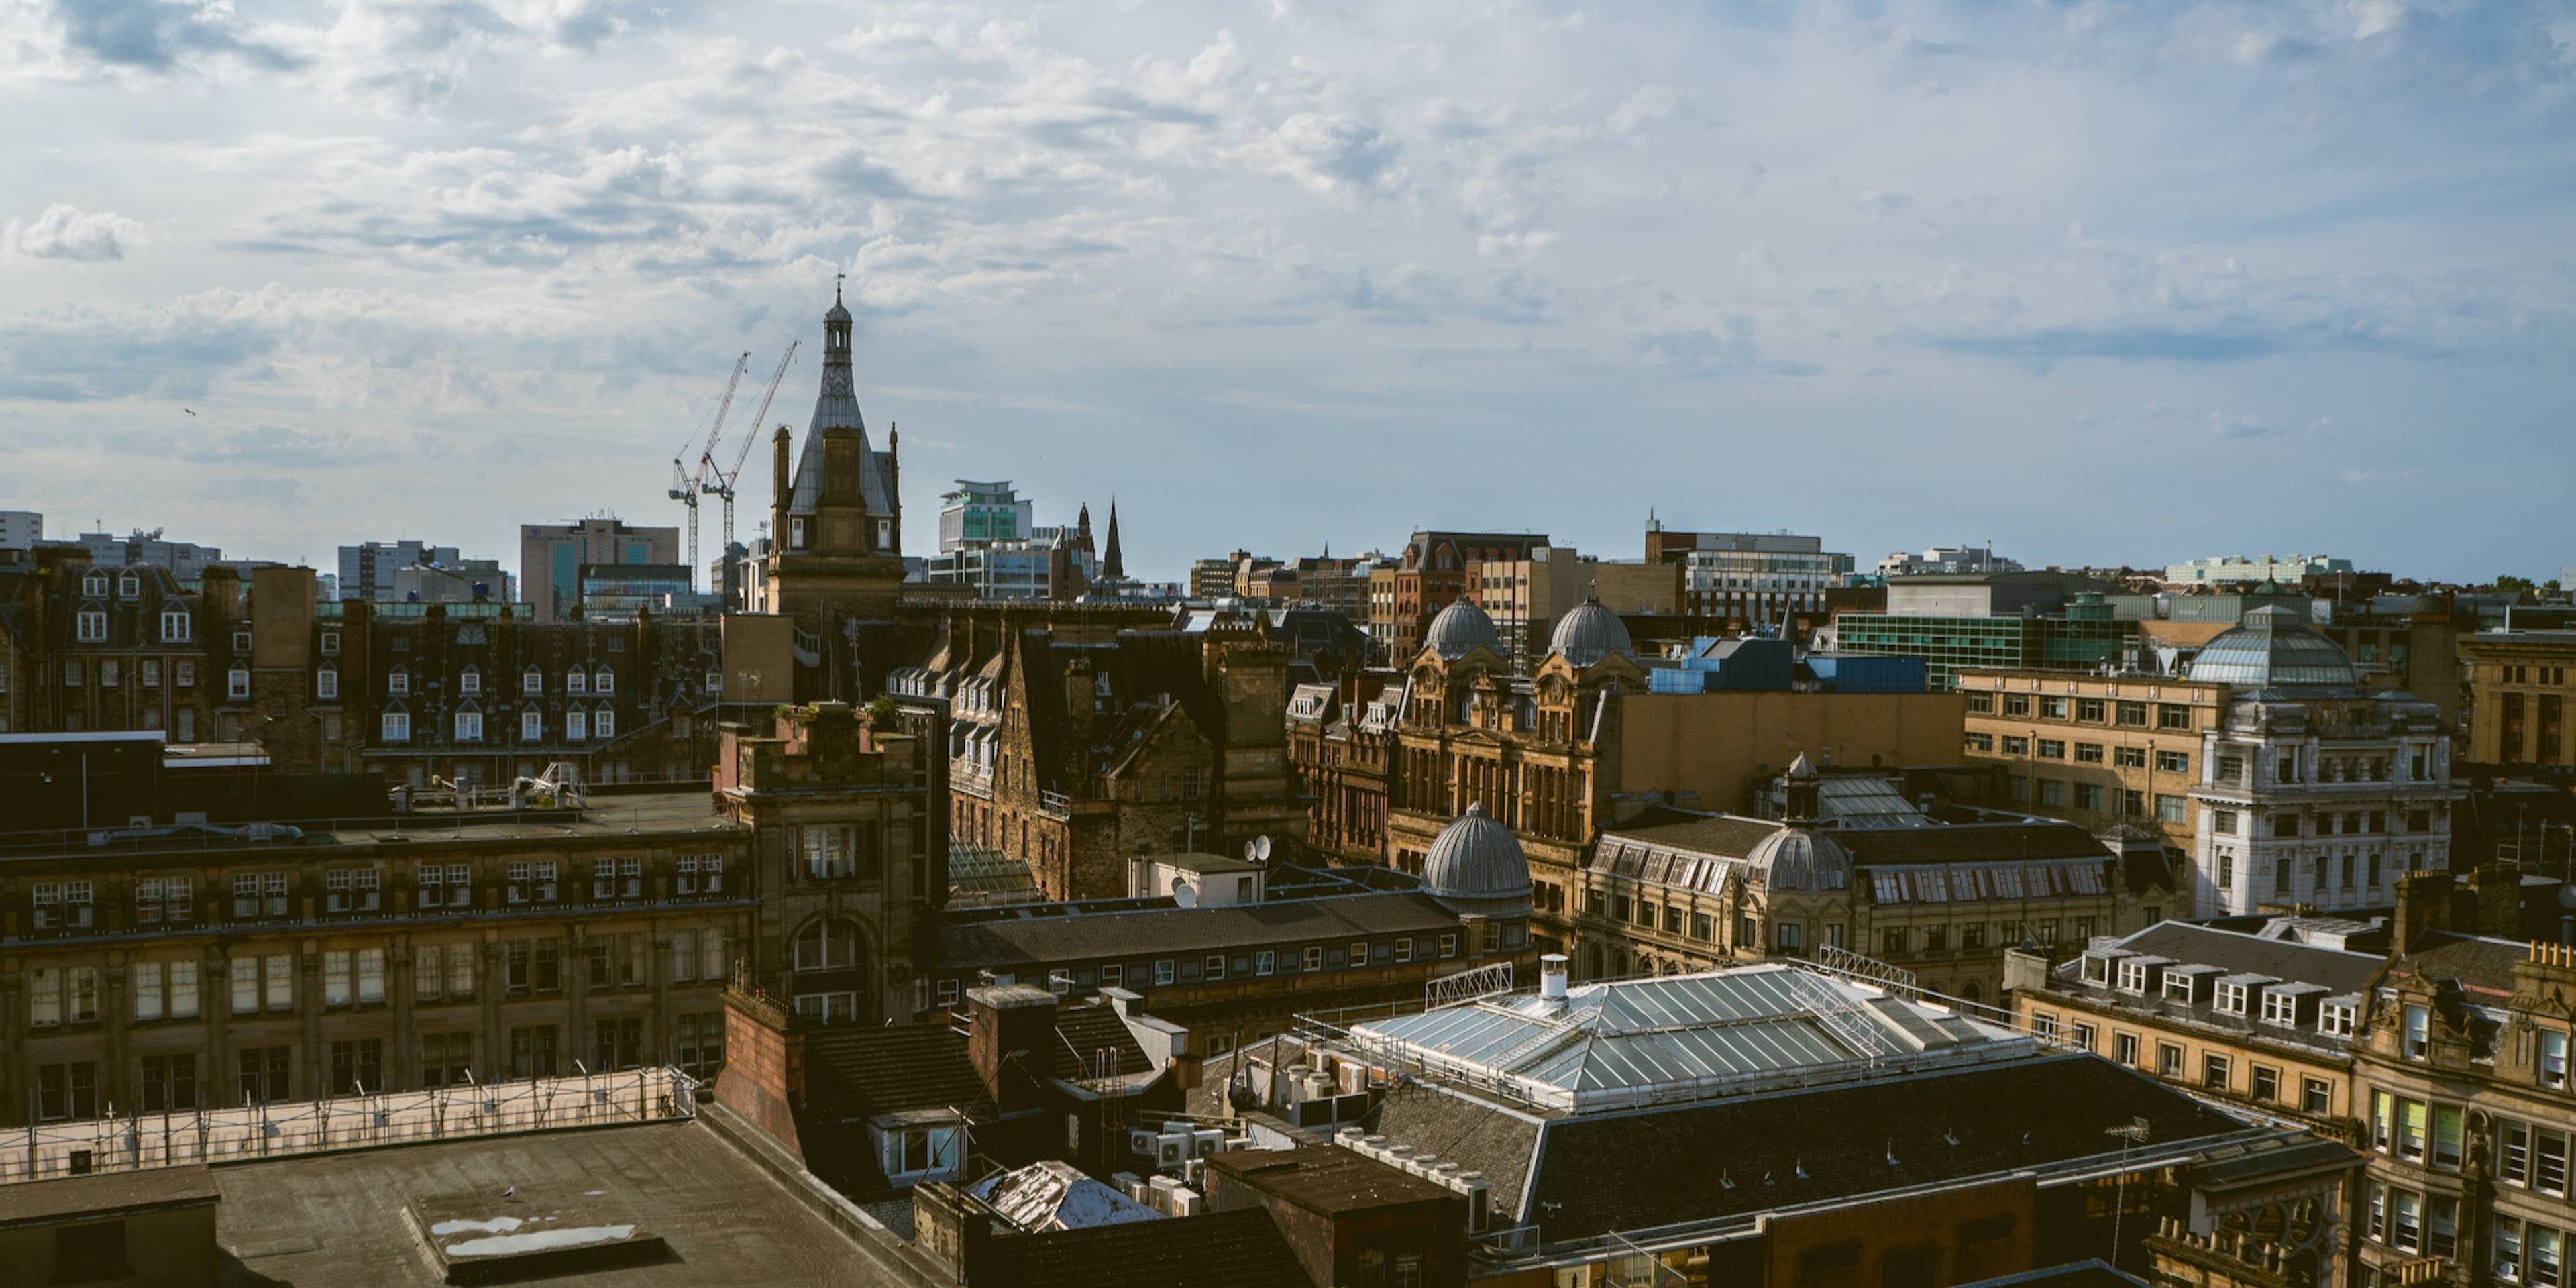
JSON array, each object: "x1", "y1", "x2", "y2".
[
  {"x1": 211, "y1": 1120, "x2": 910, "y2": 1286},
  {"x1": 973, "y1": 1206, "x2": 1310, "y2": 1288},
  {"x1": 1340, "y1": 963, "x2": 2033, "y2": 1114},
  {"x1": 0, "y1": 789, "x2": 740, "y2": 863},
  {"x1": 936, "y1": 890, "x2": 1464, "y2": 969},
  {"x1": 1204, "y1": 1144, "x2": 1463, "y2": 1214}
]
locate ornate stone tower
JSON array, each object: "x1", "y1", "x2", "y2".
[{"x1": 765, "y1": 283, "x2": 909, "y2": 696}]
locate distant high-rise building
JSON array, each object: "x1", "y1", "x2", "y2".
[
  {"x1": 0, "y1": 510, "x2": 41, "y2": 552},
  {"x1": 1874, "y1": 543, "x2": 2023, "y2": 578},
  {"x1": 339, "y1": 539, "x2": 514, "y2": 604},
  {"x1": 2164, "y1": 554, "x2": 2356, "y2": 586},
  {"x1": 74, "y1": 527, "x2": 227, "y2": 581},
  {"x1": 520, "y1": 517, "x2": 678, "y2": 622},
  {"x1": 1644, "y1": 522, "x2": 1853, "y2": 622},
  {"x1": 936, "y1": 480, "x2": 1034, "y2": 553}
]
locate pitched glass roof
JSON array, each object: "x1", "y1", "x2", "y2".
[{"x1": 1346, "y1": 965, "x2": 2031, "y2": 1113}]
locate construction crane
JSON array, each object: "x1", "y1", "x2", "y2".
[
  {"x1": 704, "y1": 341, "x2": 799, "y2": 590},
  {"x1": 669, "y1": 352, "x2": 749, "y2": 590}
]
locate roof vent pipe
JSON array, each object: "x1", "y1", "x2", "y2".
[{"x1": 1540, "y1": 953, "x2": 1569, "y2": 1002}]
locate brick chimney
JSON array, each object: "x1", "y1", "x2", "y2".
[
  {"x1": 2465, "y1": 862, "x2": 2524, "y2": 938},
  {"x1": 712, "y1": 983, "x2": 808, "y2": 1154},
  {"x1": 967, "y1": 984, "x2": 1059, "y2": 1114},
  {"x1": 2394, "y1": 870, "x2": 2453, "y2": 953}
]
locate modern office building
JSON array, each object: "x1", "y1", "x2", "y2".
[
  {"x1": 337, "y1": 540, "x2": 513, "y2": 604},
  {"x1": 0, "y1": 509, "x2": 40, "y2": 551},
  {"x1": 936, "y1": 480, "x2": 1036, "y2": 553},
  {"x1": 1831, "y1": 606, "x2": 2137, "y2": 691},
  {"x1": 1876, "y1": 544, "x2": 2024, "y2": 577},
  {"x1": 2165, "y1": 555, "x2": 2358, "y2": 587},
  {"x1": 519, "y1": 517, "x2": 678, "y2": 623},
  {"x1": 1644, "y1": 524, "x2": 1854, "y2": 624},
  {"x1": 74, "y1": 528, "x2": 228, "y2": 582},
  {"x1": 575, "y1": 562, "x2": 713, "y2": 621}
]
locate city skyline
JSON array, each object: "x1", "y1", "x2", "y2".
[{"x1": 5, "y1": 1, "x2": 2572, "y2": 582}]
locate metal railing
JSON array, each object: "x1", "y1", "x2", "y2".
[{"x1": 0, "y1": 1065, "x2": 697, "y2": 1185}]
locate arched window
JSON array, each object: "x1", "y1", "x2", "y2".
[
  {"x1": 793, "y1": 919, "x2": 859, "y2": 972},
  {"x1": 459, "y1": 665, "x2": 481, "y2": 695}
]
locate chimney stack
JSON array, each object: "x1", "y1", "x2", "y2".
[
  {"x1": 771, "y1": 426, "x2": 792, "y2": 548},
  {"x1": 967, "y1": 984, "x2": 1059, "y2": 1113},
  {"x1": 2394, "y1": 870, "x2": 2452, "y2": 953},
  {"x1": 1540, "y1": 953, "x2": 1569, "y2": 1002}
]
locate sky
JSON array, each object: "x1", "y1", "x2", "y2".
[{"x1": 2, "y1": 0, "x2": 2572, "y2": 588}]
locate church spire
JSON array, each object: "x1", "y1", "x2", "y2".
[{"x1": 1102, "y1": 498, "x2": 1124, "y2": 580}]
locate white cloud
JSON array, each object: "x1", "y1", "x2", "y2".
[
  {"x1": 0, "y1": 0, "x2": 2569, "y2": 581},
  {"x1": 5, "y1": 203, "x2": 145, "y2": 261}
]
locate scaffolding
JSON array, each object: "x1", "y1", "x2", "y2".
[{"x1": 0, "y1": 1065, "x2": 696, "y2": 1186}]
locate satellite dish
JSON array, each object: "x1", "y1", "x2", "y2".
[
  {"x1": 1173, "y1": 883, "x2": 1197, "y2": 908},
  {"x1": 1254, "y1": 835, "x2": 1272, "y2": 861},
  {"x1": 1244, "y1": 841, "x2": 1259, "y2": 863}
]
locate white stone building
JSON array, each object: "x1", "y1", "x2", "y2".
[{"x1": 2188, "y1": 606, "x2": 2461, "y2": 916}]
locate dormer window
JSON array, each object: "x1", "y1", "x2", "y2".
[
  {"x1": 161, "y1": 610, "x2": 191, "y2": 643},
  {"x1": 232, "y1": 629, "x2": 252, "y2": 653},
  {"x1": 82, "y1": 572, "x2": 107, "y2": 597},
  {"x1": 460, "y1": 666, "x2": 480, "y2": 696},
  {"x1": 119, "y1": 574, "x2": 139, "y2": 599},
  {"x1": 2117, "y1": 960, "x2": 2151, "y2": 994},
  {"x1": 2320, "y1": 1002, "x2": 2357, "y2": 1038},
  {"x1": 2261, "y1": 991, "x2": 2297, "y2": 1025},
  {"x1": 523, "y1": 665, "x2": 543, "y2": 695},
  {"x1": 594, "y1": 669, "x2": 613, "y2": 694},
  {"x1": 2215, "y1": 983, "x2": 2251, "y2": 1016},
  {"x1": 388, "y1": 667, "x2": 409, "y2": 696},
  {"x1": 566, "y1": 669, "x2": 586, "y2": 695}
]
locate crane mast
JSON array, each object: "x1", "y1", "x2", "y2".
[
  {"x1": 704, "y1": 342, "x2": 798, "y2": 606},
  {"x1": 669, "y1": 352, "x2": 749, "y2": 590}
]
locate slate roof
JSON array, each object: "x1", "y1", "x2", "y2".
[
  {"x1": 1595, "y1": 815, "x2": 1783, "y2": 862},
  {"x1": 1517, "y1": 1054, "x2": 2249, "y2": 1241},
  {"x1": 803, "y1": 1023, "x2": 989, "y2": 1119},
  {"x1": 1833, "y1": 820, "x2": 2113, "y2": 865},
  {"x1": 1371, "y1": 1083, "x2": 1544, "y2": 1222},
  {"x1": 2398, "y1": 930, "x2": 2526, "y2": 1000},
  {"x1": 976, "y1": 1206, "x2": 1311, "y2": 1288},
  {"x1": 2092, "y1": 922, "x2": 2382, "y2": 998},
  {"x1": 935, "y1": 891, "x2": 1464, "y2": 969}
]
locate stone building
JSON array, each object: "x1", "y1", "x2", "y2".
[
  {"x1": 1285, "y1": 670, "x2": 1399, "y2": 865},
  {"x1": 922, "y1": 806, "x2": 1537, "y2": 1054},
  {"x1": 1382, "y1": 596, "x2": 1968, "y2": 958},
  {"x1": 2012, "y1": 914, "x2": 2386, "y2": 1138},
  {"x1": 2, "y1": 697, "x2": 943, "y2": 1129},
  {"x1": 1956, "y1": 667, "x2": 2232, "y2": 856},
  {"x1": 2346, "y1": 873, "x2": 2576, "y2": 1287},
  {"x1": 2184, "y1": 608, "x2": 2462, "y2": 918},
  {"x1": 1378, "y1": 531, "x2": 1550, "y2": 660},
  {"x1": 1574, "y1": 757, "x2": 2173, "y2": 1002},
  {"x1": 2457, "y1": 626, "x2": 2576, "y2": 769},
  {"x1": 763, "y1": 284, "x2": 909, "y2": 696},
  {"x1": 886, "y1": 611, "x2": 1305, "y2": 901}
]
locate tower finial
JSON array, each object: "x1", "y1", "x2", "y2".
[{"x1": 835, "y1": 270, "x2": 845, "y2": 304}]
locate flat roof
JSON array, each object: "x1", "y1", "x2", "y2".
[
  {"x1": 212, "y1": 1120, "x2": 908, "y2": 1286},
  {"x1": 1205, "y1": 1146, "x2": 1458, "y2": 1214},
  {"x1": 0, "y1": 790, "x2": 743, "y2": 861},
  {"x1": 0, "y1": 1164, "x2": 218, "y2": 1229},
  {"x1": 1150, "y1": 851, "x2": 1267, "y2": 875}
]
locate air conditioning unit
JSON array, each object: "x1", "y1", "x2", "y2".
[
  {"x1": 1173, "y1": 1189, "x2": 1205, "y2": 1216},
  {"x1": 1155, "y1": 1133, "x2": 1190, "y2": 1168},
  {"x1": 1127, "y1": 1128, "x2": 1164, "y2": 1157},
  {"x1": 1192, "y1": 1130, "x2": 1225, "y2": 1159}
]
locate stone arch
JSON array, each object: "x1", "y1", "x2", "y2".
[{"x1": 786, "y1": 912, "x2": 876, "y2": 1025}]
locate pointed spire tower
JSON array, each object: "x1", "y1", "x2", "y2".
[
  {"x1": 764, "y1": 278, "x2": 908, "y2": 649},
  {"x1": 1101, "y1": 498, "x2": 1125, "y2": 580}
]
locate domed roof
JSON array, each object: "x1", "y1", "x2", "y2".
[
  {"x1": 1548, "y1": 596, "x2": 1635, "y2": 667},
  {"x1": 1420, "y1": 802, "x2": 1532, "y2": 916},
  {"x1": 1741, "y1": 824, "x2": 1851, "y2": 893},
  {"x1": 1424, "y1": 598, "x2": 1501, "y2": 660},
  {"x1": 2185, "y1": 605, "x2": 2361, "y2": 694},
  {"x1": 825, "y1": 280, "x2": 853, "y2": 323}
]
